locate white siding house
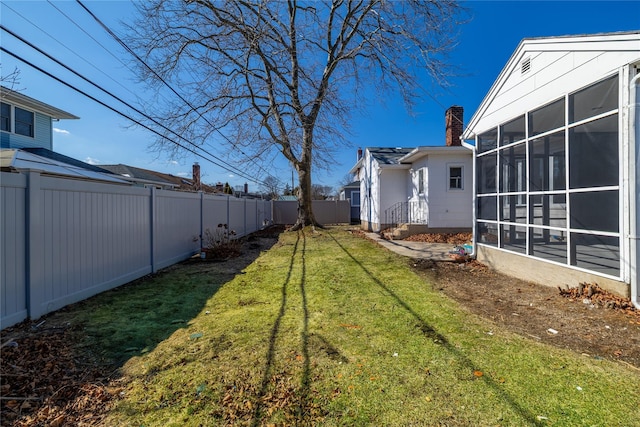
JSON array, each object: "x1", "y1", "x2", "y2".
[
  {"x1": 350, "y1": 146, "x2": 472, "y2": 232},
  {"x1": 461, "y1": 31, "x2": 640, "y2": 306}
]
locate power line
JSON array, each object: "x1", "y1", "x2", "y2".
[
  {"x1": 0, "y1": 46, "x2": 265, "y2": 185},
  {"x1": 0, "y1": 25, "x2": 263, "y2": 185},
  {"x1": 2, "y1": 1, "x2": 138, "y2": 102},
  {"x1": 74, "y1": 0, "x2": 282, "y2": 186}
]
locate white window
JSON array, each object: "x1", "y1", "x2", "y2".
[
  {"x1": 351, "y1": 191, "x2": 360, "y2": 207},
  {"x1": 418, "y1": 169, "x2": 425, "y2": 194},
  {"x1": 449, "y1": 166, "x2": 463, "y2": 190}
]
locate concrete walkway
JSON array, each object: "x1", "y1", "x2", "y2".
[{"x1": 364, "y1": 233, "x2": 455, "y2": 261}]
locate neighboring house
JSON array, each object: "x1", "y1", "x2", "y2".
[
  {"x1": 350, "y1": 106, "x2": 473, "y2": 234},
  {"x1": 99, "y1": 163, "x2": 181, "y2": 190},
  {"x1": 1, "y1": 86, "x2": 79, "y2": 150},
  {"x1": 0, "y1": 88, "x2": 123, "y2": 183},
  {"x1": 339, "y1": 180, "x2": 360, "y2": 224},
  {"x1": 461, "y1": 31, "x2": 640, "y2": 306}
]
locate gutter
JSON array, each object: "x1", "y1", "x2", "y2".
[{"x1": 630, "y1": 70, "x2": 640, "y2": 309}]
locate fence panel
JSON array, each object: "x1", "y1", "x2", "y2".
[
  {"x1": 228, "y1": 197, "x2": 247, "y2": 237},
  {"x1": 29, "y1": 174, "x2": 152, "y2": 320},
  {"x1": 272, "y1": 200, "x2": 298, "y2": 224},
  {"x1": 272, "y1": 200, "x2": 350, "y2": 225},
  {"x1": 153, "y1": 189, "x2": 201, "y2": 271},
  {"x1": 202, "y1": 195, "x2": 229, "y2": 247},
  {"x1": 246, "y1": 199, "x2": 258, "y2": 232},
  {"x1": 312, "y1": 200, "x2": 350, "y2": 224},
  {"x1": 257, "y1": 200, "x2": 271, "y2": 227},
  {"x1": 0, "y1": 172, "x2": 28, "y2": 328}
]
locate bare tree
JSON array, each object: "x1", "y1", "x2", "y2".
[
  {"x1": 261, "y1": 175, "x2": 281, "y2": 199},
  {"x1": 339, "y1": 173, "x2": 357, "y2": 188},
  {"x1": 127, "y1": 0, "x2": 465, "y2": 229},
  {"x1": 0, "y1": 66, "x2": 21, "y2": 92},
  {"x1": 311, "y1": 184, "x2": 334, "y2": 200}
]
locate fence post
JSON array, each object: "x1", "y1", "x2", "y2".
[
  {"x1": 226, "y1": 195, "x2": 230, "y2": 230},
  {"x1": 150, "y1": 186, "x2": 157, "y2": 273},
  {"x1": 199, "y1": 191, "x2": 204, "y2": 250},
  {"x1": 26, "y1": 171, "x2": 45, "y2": 319}
]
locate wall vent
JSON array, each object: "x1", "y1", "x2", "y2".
[{"x1": 521, "y1": 57, "x2": 531, "y2": 74}]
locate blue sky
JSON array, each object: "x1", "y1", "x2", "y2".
[{"x1": 2, "y1": 1, "x2": 639, "y2": 194}]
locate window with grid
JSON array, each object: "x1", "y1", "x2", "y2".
[
  {"x1": 449, "y1": 166, "x2": 463, "y2": 190},
  {"x1": 14, "y1": 106, "x2": 34, "y2": 137}
]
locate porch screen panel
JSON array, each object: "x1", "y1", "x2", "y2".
[
  {"x1": 569, "y1": 115, "x2": 618, "y2": 189},
  {"x1": 570, "y1": 233, "x2": 620, "y2": 276},
  {"x1": 529, "y1": 98, "x2": 564, "y2": 137},
  {"x1": 529, "y1": 132, "x2": 565, "y2": 192},
  {"x1": 569, "y1": 75, "x2": 618, "y2": 123},
  {"x1": 500, "y1": 115, "x2": 525, "y2": 146},
  {"x1": 499, "y1": 143, "x2": 526, "y2": 193},
  {"x1": 477, "y1": 154, "x2": 497, "y2": 194},
  {"x1": 478, "y1": 128, "x2": 497, "y2": 153}
]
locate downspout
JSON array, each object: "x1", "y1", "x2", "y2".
[
  {"x1": 630, "y1": 70, "x2": 640, "y2": 309},
  {"x1": 461, "y1": 137, "x2": 477, "y2": 258}
]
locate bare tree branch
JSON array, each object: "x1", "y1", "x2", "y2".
[{"x1": 125, "y1": 0, "x2": 466, "y2": 227}]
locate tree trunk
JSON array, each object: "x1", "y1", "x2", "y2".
[{"x1": 291, "y1": 162, "x2": 322, "y2": 230}]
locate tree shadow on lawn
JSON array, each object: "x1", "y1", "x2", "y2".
[
  {"x1": 66, "y1": 233, "x2": 282, "y2": 369},
  {"x1": 250, "y1": 230, "x2": 311, "y2": 426},
  {"x1": 251, "y1": 228, "x2": 333, "y2": 425},
  {"x1": 327, "y1": 231, "x2": 544, "y2": 426}
]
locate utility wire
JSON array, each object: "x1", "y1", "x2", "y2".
[
  {"x1": 2, "y1": 1, "x2": 137, "y2": 102},
  {"x1": 75, "y1": 0, "x2": 282, "y2": 186},
  {"x1": 0, "y1": 25, "x2": 263, "y2": 185},
  {"x1": 1, "y1": 46, "x2": 264, "y2": 185}
]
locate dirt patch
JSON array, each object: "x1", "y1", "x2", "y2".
[{"x1": 412, "y1": 259, "x2": 640, "y2": 369}]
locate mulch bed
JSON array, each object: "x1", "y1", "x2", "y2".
[{"x1": 403, "y1": 232, "x2": 472, "y2": 244}]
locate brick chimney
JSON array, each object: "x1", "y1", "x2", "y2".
[
  {"x1": 357, "y1": 147, "x2": 363, "y2": 160},
  {"x1": 445, "y1": 106, "x2": 464, "y2": 147},
  {"x1": 192, "y1": 162, "x2": 201, "y2": 191}
]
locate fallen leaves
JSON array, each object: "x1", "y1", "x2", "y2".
[
  {"x1": 217, "y1": 371, "x2": 329, "y2": 424},
  {"x1": 0, "y1": 322, "x2": 114, "y2": 426},
  {"x1": 339, "y1": 324, "x2": 362, "y2": 330},
  {"x1": 559, "y1": 283, "x2": 640, "y2": 320},
  {"x1": 403, "y1": 233, "x2": 473, "y2": 244}
]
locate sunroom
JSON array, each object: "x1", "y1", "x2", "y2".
[{"x1": 462, "y1": 32, "x2": 639, "y2": 307}]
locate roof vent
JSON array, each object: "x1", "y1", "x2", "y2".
[{"x1": 521, "y1": 57, "x2": 531, "y2": 74}]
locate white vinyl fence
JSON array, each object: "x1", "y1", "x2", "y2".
[
  {"x1": 0, "y1": 171, "x2": 273, "y2": 328},
  {"x1": 272, "y1": 200, "x2": 350, "y2": 225}
]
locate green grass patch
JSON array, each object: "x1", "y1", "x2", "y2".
[{"x1": 70, "y1": 226, "x2": 639, "y2": 426}]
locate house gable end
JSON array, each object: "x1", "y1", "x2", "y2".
[{"x1": 463, "y1": 31, "x2": 640, "y2": 138}]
